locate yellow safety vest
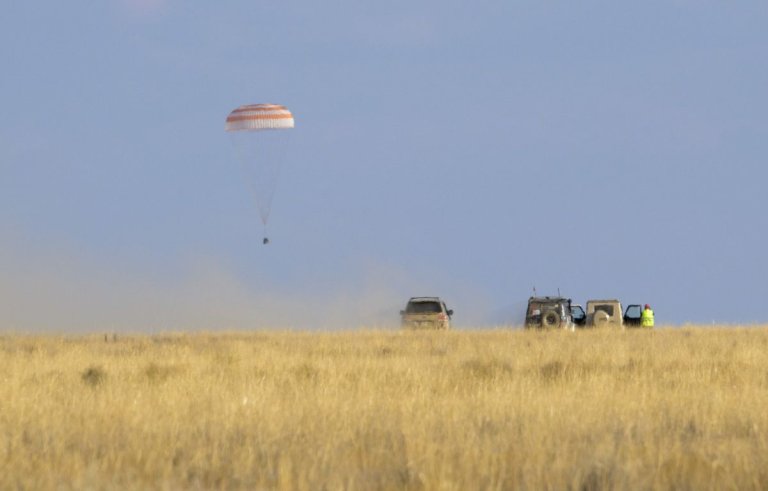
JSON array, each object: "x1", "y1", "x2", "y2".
[{"x1": 641, "y1": 308, "x2": 654, "y2": 327}]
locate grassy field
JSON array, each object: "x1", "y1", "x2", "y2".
[{"x1": 2, "y1": 327, "x2": 768, "y2": 490}]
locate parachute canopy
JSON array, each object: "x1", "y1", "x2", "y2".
[
  {"x1": 225, "y1": 103, "x2": 295, "y2": 234},
  {"x1": 225, "y1": 104, "x2": 294, "y2": 132}
]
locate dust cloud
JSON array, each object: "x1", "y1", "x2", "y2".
[
  {"x1": 0, "y1": 237, "x2": 496, "y2": 333},
  {"x1": 0, "y1": 258, "x2": 399, "y2": 333}
]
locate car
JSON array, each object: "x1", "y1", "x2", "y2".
[
  {"x1": 400, "y1": 297, "x2": 453, "y2": 330},
  {"x1": 525, "y1": 296, "x2": 576, "y2": 331},
  {"x1": 585, "y1": 300, "x2": 643, "y2": 328},
  {"x1": 586, "y1": 299, "x2": 623, "y2": 327}
]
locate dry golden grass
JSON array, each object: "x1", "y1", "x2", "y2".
[{"x1": 2, "y1": 327, "x2": 768, "y2": 490}]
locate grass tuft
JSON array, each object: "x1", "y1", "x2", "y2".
[{"x1": 81, "y1": 365, "x2": 106, "y2": 387}]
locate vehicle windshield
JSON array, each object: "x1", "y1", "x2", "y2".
[
  {"x1": 528, "y1": 302, "x2": 562, "y2": 310},
  {"x1": 406, "y1": 301, "x2": 442, "y2": 314},
  {"x1": 529, "y1": 302, "x2": 563, "y2": 315},
  {"x1": 594, "y1": 305, "x2": 615, "y2": 316}
]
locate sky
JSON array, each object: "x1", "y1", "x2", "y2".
[{"x1": 2, "y1": 1, "x2": 768, "y2": 331}]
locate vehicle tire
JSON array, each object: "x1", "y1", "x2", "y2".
[
  {"x1": 593, "y1": 310, "x2": 610, "y2": 326},
  {"x1": 542, "y1": 310, "x2": 560, "y2": 328}
]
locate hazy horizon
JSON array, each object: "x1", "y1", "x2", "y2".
[{"x1": 3, "y1": 2, "x2": 768, "y2": 330}]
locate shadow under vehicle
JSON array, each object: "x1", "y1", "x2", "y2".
[
  {"x1": 525, "y1": 296, "x2": 577, "y2": 331},
  {"x1": 400, "y1": 297, "x2": 453, "y2": 330}
]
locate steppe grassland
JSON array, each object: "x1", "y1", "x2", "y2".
[{"x1": 2, "y1": 327, "x2": 768, "y2": 490}]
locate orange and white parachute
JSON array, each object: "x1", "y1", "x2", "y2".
[
  {"x1": 225, "y1": 104, "x2": 294, "y2": 132},
  {"x1": 225, "y1": 103, "x2": 295, "y2": 240}
]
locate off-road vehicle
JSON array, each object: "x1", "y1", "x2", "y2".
[
  {"x1": 400, "y1": 297, "x2": 453, "y2": 330},
  {"x1": 525, "y1": 296, "x2": 576, "y2": 330},
  {"x1": 585, "y1": 300, "x2": 643, "y2": 328}
]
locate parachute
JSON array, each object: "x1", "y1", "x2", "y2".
[{"x1": 225, "y1": 103, "x2": 295, "y2": 243}]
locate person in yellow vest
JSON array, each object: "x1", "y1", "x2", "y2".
[{"x1": 641, "y1": 304, "x2": 655, "y2": 328}]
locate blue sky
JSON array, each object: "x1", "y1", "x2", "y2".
[{"x1": 2, "y1": 1, "x2": 767, "y2": 330}]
